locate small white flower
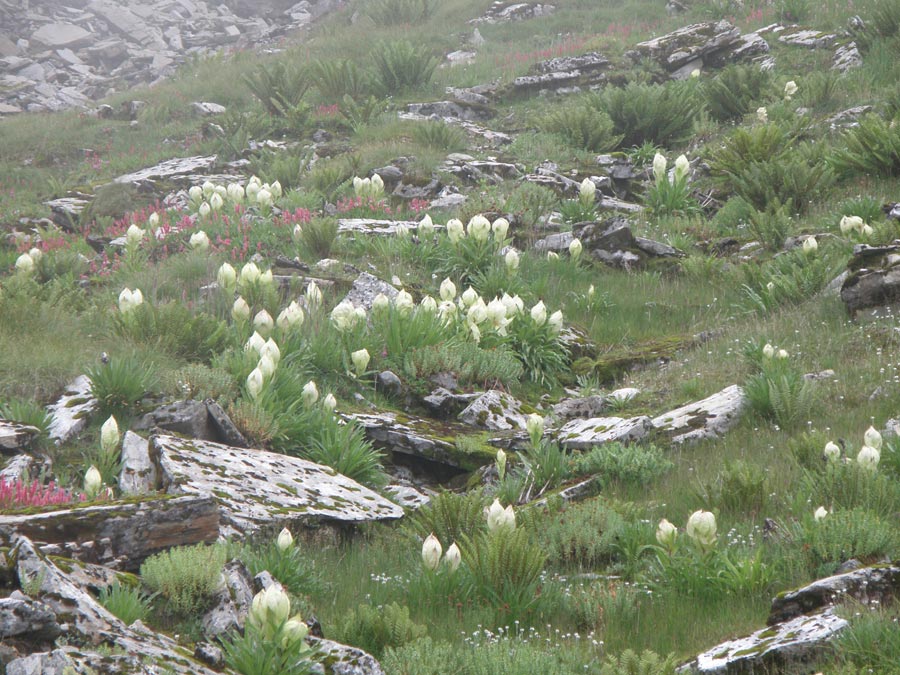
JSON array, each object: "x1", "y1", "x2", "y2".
[
  {"x1": 505, "y1": 248, "x2": 520, "y2": 271},
  {"x1": 802, "y1": 236, "x2": 818, "y2": 254},
  {"x1": 492, "y1": 217, "x2": 509, "y2": 240},
  {"x1": 253, "y1": 310, "x2": 274, "y2": 337},
  {"x1": 756, "y1": 106, "x2": 768, "y2": 123},
  {"x1": 189, "y1": 230, "x2": 210, "y2": 252},
  {"x1": 351, "y1": 348, "x2": 371, "y2": 376},
  {"x1": 814, "y1": 506, "x2": 828, "y2": 522},
  {"x1": 440, "y1": 278, "x2": 457, "y2": 302},
  {"x1": 15, "y1": 253, "x2": 34, "y2": 275},
  {"x1": 530, "y1": 301, "x2": 547, "y2": 325},
  {"x1": 568, "y1": 238, "x2": 583, "y2": 260},
  {"x1": 126, "y1": 224, "x2": 145, "y2": 247},
  {"x1": 857, "y1": 445, "x2": 880, "y2": 470},
  {"x1": 864, "y1": 426, "x2": 882, "y2": 450},
  {"x1": 322, "y1": 393, "x2": 337, "y2": 412},
  {"x1": 422, "y1": 533, "x2": 442, "y2": 571},
  {"x1": 823, "y1": 441, "x2": 841, "y2": 462},
  {"x1": 276, "y1": 527, "x2": 293, "y2": 551},
  {"x1": 467, "y1": 215, "x2": 491, "y2": 243},
  {"x1": 301, "y1": 380, "x2": 319, "y2": 406}
]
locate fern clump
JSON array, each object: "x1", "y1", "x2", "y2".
[
  {"x1": 600, "y1": 81, "x2": 702, "y2": 147},
  {"x1": 371, "y1": 40, "x2": 438, "y2": 95},
  {"x1": 340, "y1": 602, "x2": 427, "y2": 657},
  {"x1": 539, "y1": 97, "x2": 622, "y2": 152},
  {"x1": 703, "y1": 64, "x2": 771, "y2": 122},
  {"x1": 599, "y1": 649, "x2": 678, "y2": 675},
  {"x1": 405, "y1": 490, "x2": 487, "y2": 545},
  {"x1": 829, "y1": 114, "x2": 900, "y2": 178},
  {"x1": 140, "y1": 544, "x2": 226, "y2": 616}
]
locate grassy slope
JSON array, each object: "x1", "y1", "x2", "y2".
[{"x1": 1, "y1": 0, "x2": 900, "y2": 671}]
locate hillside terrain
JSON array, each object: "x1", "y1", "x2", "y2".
[{"x1": 1, "y1": 0, "x2": 900, "y2": 673}]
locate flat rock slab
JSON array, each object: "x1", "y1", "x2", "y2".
[
  {"x1": 349, "y1": 412, "x2": 494, "y2": 471},
  {"x1": 458, "y1": 390, "x2": 529, "y2": 431},
  {"x1": 629, "y1": 20, "x2": 740, "y2": 71},
  {"x1": 152, "y1": 434, "x2": 403, "y2": 536},
  {"x1": 768, "y1": 563, "x2": 900, "y2": 624},
  {"x1": 652, "y1": 384, "x2": 746, "y2": 444},
  {"x1": 0, "y1": 421, "x2": 39, "y2": 454},
  {"x1": 46, "y1": 374, "x2": 96, "y2": 444},
  {"x1": 557, "y1": 416, "x2": 653, "y2": 450},
  {"x1": 337, "y1": 218, "x2": 422, "y2": 236},
  {"x1": 0, "y1": 593, "x2": 61, "y2": 643},
  {"x1": 683, "y1": 608, "x2": 848, "y2": 674},
  {"x1": 113, "y1": 155, "x2": 217, "y2": 185},
  {"x1": 341, "y1": 272, "x2": 399, "y2": 312},
  {"x1": 0, "y1": 494, "x2": 219, "y2": 570}
]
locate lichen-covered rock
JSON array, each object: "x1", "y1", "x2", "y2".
[
  {"x1": 385, "y1": 484, "x2": 431, "y2": 509},
  {"x1": 340, "y1": 272, "x2": 400, "y2": 312},
  {"x1": 458, "y1": 390, "x2": 529, "y2": 431},
  {"x1": 833, "y1": 41, "x2": 862, "y2": 72},
  {"x1": 840, "y1": 244, "x2": 900, "y2": 316},
  {"x1": 768, "y1": 563, "x2": 900, "y2": 625},
  {"x1": 652, "y1": 384, "x2": 746, "y2": 444},
  {"x1": 135, "y1": 399, "x2": 216, "y2": 440},
  {"x1": 681, "y1": 608, "x2": 848, "y2": 674},
  {"x1": 202, "y1": 559, "x2": 255, "y2": 639},
  {"x1": 471, "y1": 1, "x2": 555, "y2": 24},
  {"x1": 315, "y1": 636, "x2": 386, "y2": 675},
  {"x1": 777, "y1": 28, "x2": 837, "y2": 49},
  {"x1": 153, "y1": 434, "x2": 403, "y2": 537},
  {"x1": 337, "y1": 219, "x2": 421, "y2": 236},
  {"x1": 5, "y1": 649, "x2": 74, "y2": 675},
  {"x1": 551, "y1": 396, "x2": 608, "y2": 421},
  {"x1": 422, "y1": 388, "x2": 480, "y2": 418},
  {"x1": 118, "y1": 431, "x2": 156, "y2": 496},
  {"x1": 556, "y1": 416, "x2": 652, "y2": 450},
  {"x1": 0, "y1": 420, "x2": 39, "y2": 453},
  {"x1": 45, "y1": 374, "x2": 96, "y2": 444},
  {"x1": 113, "y1": 154, "x2": 217, "y2": 186},
  {"x1": 407, "y1": 100, "x2": 494, "y2": 122},
  {"x1": 0, "y1": 592, "x2": 61, "y2": 644},
  {"x1": 349, "y1": 412, "x2": 494, "y2": 472},
  {"x1": 628, "y1": 21, "x2": 741, "y2": 71}
]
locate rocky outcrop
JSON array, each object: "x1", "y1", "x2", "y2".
[
  {"x1": 628, "y1": 21, "x2": 769, "y2": 76},
  {"x1": 0, "y1": 420, "x2": 39, "y2": 453},
  {"x1": 153, "y1": 434, "x2": 404, "y2": 537},
  {"x1": 556, "y1": 416, "x2": 653, "y2": 450},
  {"x1": 458, "y1": 390, "x2": 530, "y2": 431},
  {"x1": 471, "y1": 2, "x2": 555, "y2": 24},
  {"x1": 652, "y1": 384, "x2": 746, "y2": 444},
  {"x1": 0, "y1": 0, "x2": 340, "y2": 114},
  {"x1": 45, "y1": 374, "x2": 96, "y2": 445},
  {"x1": 840, "y1": 243, "x2": 900, "y2": 317},
  {"x1": 681, "y1": 607, "x2": 848, "y2": 674}
]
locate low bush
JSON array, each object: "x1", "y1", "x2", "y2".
[{"x1": 140, "y1": 544, "x2": 226, "y2": 616}]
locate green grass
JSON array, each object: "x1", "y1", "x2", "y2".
[{"x1": 2, "y1": 0, "x2": 900, "y2": 672}]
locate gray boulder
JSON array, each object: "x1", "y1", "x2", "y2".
[
  {"x1": 458, "y1": 390, "x2": 529, "y2": 431},
  {"x1": 652, "y1": 384, "x2": 746, "y2": 444},
  {"x1": 557, "y1": 416, "x2": 653, "y2": 450}
]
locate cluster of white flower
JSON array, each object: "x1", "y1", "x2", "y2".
[
  {"x1": 839, "y1": 214, "x2": 874, "y2": 237},
  {"x1": 14, "y1": 247, "x2": 42, "y2": 275},
  {"x1": 353, "y1": 174, "x2": 384, "y2": 199},
  {"x1": 822, "y1": 425, "x2": 882, "y2": 471},
  {"x1": 188, "y1": 176, "x2": 282, "y2": 217}
]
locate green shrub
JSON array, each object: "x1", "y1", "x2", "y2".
[
  {"x1": 0, "y1": 398, "x2": 52, "y2": 450},
  {"x1": 296, "y1": 217, "x2": 338, "y2": 259},
  {"x1": 778, "y1": 0, "x2": 809, "y2": 22},
  {"x1": 744, "y1": 358, "x2": 815, "y2": 429},
  {"x1": 237, "y1": 538, "x2": 322, "y2": 598},
  {"x1": 599, "y1": 649, "x2": 677, "y2": 675},
  {"x1": 113, "y1": 302, "x2": 232, "y2": 362},
  {"x1": 829, "y1": 114, "x2": 900, "y2": 178},
  {"x1": 371, "y1": 40, "x2": 438, "y2": 95},
  {"x1": 140, "y1": 544, "x2": 226, "y2": 616},
  {"x1": 405, "y1": 490, "x2": 487, "y2": 545},
  {"x1": 740, "y1": 246, "x2": 848, "y2": 314},
  {"x1": 704, "y1": 64, "x2": 771, "y2": 122},
  {"x1": 87, "y1": 357, "x2": 158, "y2": 417},
  {"x1": 407, "y1": 341, "x2": 525, "y2": 387},
  {"x1": 340, "y1": 602, "x2": 427, "y2": 657},
  {"x1": 506, "y1": 310, "x2": 570, "y2": 387},
  {"x1": 746, "y1": 203, "x2": 793, "y2": 252},
  {"x1": 600, "y1": 81, "x2": 702, "y2": 147},
  {"x1": 340, "y1": 95, "x2": 388, "y2": 131},
  {"x1": 462, "y1": 526, "x2": 547, "y2": 621},
  {"x1": 243, "y1": 59, "x2": 310, "y2": 117},
  {"x1": 221, "y1": 618, "x2": 319, "y2": 675},
  {"x1": 299, "y1": 413, "x2": 388, "y2": 489},
  {"x1": 311, "y1": 59, "x2": 373, "y2": 103},
  {"x1": 799, "y1": 507, "x2": 898, "y2": 574},
  {"x1": 537, "y1": 497, "x2": 626, "y2": 568},
  {"x1": 572, "y1": 442, "x2": 674, "y2": 488},
  {"x1": 367, "y1": 0, "x2": 435, "y2": 25},
  {"x1": 697, "y1": 460, "x2": 769, "y2": 517},
  {"x1": 839, "y1": 195, "x2": 884, "y2": 225},
  {"x1": 539, "y1": 98, "x2": 622, "y2": 152},
  {"x1": 165, "y1": 363, "x2": 238, "y2": 403},
  {"x1": 799, "y1": 462, "x2": 900, "y2": 518},
  {"x1": 98, "y1": 582, "x2": 153, "y2": 625},
  {"x1": 411, "y1": 121, "x2": 467, "y2": 151},
  {"x1": 832, "y1": 607, "x2": 900, "y2": 672}
]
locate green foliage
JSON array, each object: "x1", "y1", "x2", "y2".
[
  {"x1": 463, "y1": 526, "x2": 547, "y2": 621},
  {"x1": 221, "y1": 618, "x2": 319, "y2": 675},
  {"x1": 371, "y1": 305, "x2": 448, "y2": 368},
  {"x1": 832, "y1": 607, "x2": 900, "y2": 672},
  {"x1": 703, "y1": 64, "x2": 771, "y2": 122},
  {"x1": 367, "y1": 0, "x2": 435, "y2": 25},
  {"x1": 505, "y1": 440, "x2": 571, "y2": 503},
  {"x1": 740, "y1": 246, "x2": 848, "y2": 314},
  {"x1": 537, "y1": 497, "x2": 626, "y2": 568},
  {"x1": 98, "y1": 582, "x2": 153, "y2": 625},
  {"x1": 165, "y1": 363, "x2": 238, "y2": 403},
  {"x1": 798, "y1": 507, "x2": 899, "y2": 573},
  {"x1": 406, "y1": 490, "x2": 487, "y2": 546},
  {"x1": 799, "y1": 462, "x2": 900, "y2": 518},
  {"x1": 301, "y1": 413, "x2": 389, "y2": 489},
  {"x1": 839, "y1": 195, "x2": 884, "y2": 225},
  {"x1": 830, "y1": 114, "x2": 900, "y2": 178},
  {"x1": 799, "y1": 70, "x2": 840, "y2": 112},
  {"x1": 710, "y1": 123, "x2": 834, "y2": 213},
  {"x1": 599, "y1": 649, "x2": 677, "y2": 675},
  {"x1": 140, "y1": 544, "x2": 226, "y2": 616},
  {"x1": 600, "y1": 81, "x2": 702, "y2": 147},
  {"x1": 303, "y1": 161, "x2": 352, "y2": 201},
  {"x1": 311, "y1": 59, "x2": 372, "y2": 103},
  {"x1": 644, "y1": 159, "x2": 699, "y2": 218},
  {"x1": 506, "y1": 312, "x2": 570, "y2": 387},
  {"x1": 746, "y1": 203, "x2": 793, "y2": 251},
  {"x1": 0, "y1": 397, "x2": 53, "y2": 449},
  {"x1": 340, "y1": 95, "x2": 388, "y2": 132},
  {"x1": 87, "y1": 357, "x2": 158, "y2": 417},
  {"x1": 340, "y1": 602, "x2": 427, "y2": 657},
  {"x1": 571, "y1": 442, "x2": 674, "y2": 488},
  {"x1": 237, "y1": 539, "x2": 323, "y2": 598},
  {"x1": 744, "y1": 357, "x2": 815, "y2": 429},
  {"x1": 243, "y1": 60, "x2": 310, "y2": 117},
  {"x1": 370, "y1": 40, "x2": 438, "y2": 95},
  {"x1": 539, "y1": 97, "x2": 622, "y2": 152},
  {"x1": 410, "y1": 121, "x2": 468, "y2": 151},
  {"x1": 406, "y1": 341, "x2": 524, "y2": 388},
  {"x1": 697, "y1": 460, "x2": 769, "y2": 517},
  {"x1": 296, "y1": 217, "x2": 338, "y2": 259},
  {"x1": 113, "y1": 302, "x2": 232, "y2": 361},
  {"x1": 778, "y1": 0, "x2": 810, "y2": 22}
]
